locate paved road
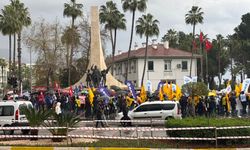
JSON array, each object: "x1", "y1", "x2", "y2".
[{"x1": 0, "y1": 120, "x2": 167, "y2": 139}]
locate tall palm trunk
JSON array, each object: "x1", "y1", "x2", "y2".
[
  {"x1": 2, "y1": 66, "x2": 4, "y2": 97},
  {"x1": 68, "y1": 18, "x2": 75, "y2": 86},
  {"x1": 13, "y1": 34, "x2": 16, "y2": 76},
  {"x1": 141, "y1": 35, "x2": 149, "y2": 86},
  {"x1": 8, "y1": 35, "x2": 12, "y2": 74},
  {"x1": 218, "y1": 43, "x2": 221, "y2": 89},
  {"x1": 125, "y1": 10, "x2": 135, "y2": 81},
  {"x1": 189, "y1": 24, "x2": 195, "y2": 77},
  {"x1": 17, "y1": 32, "x2": 22, "y2": 93},
  {"x1": 111, "y1": 28, "x2": 117, "y2": 75}
]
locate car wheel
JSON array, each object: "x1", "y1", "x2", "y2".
[
  {"x1": 21, "y1": 129, "x2": 30, "y2": 135},
  {"x1": 120, "y1": 117, "x2": 131, "y2": 127},
  {"x1": 3, "y1": 125, "x2": 14, "y2": 135}
]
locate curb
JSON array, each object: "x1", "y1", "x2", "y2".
[{"x1": 0, "y1": 147, "x2": 248, "y2": 150}]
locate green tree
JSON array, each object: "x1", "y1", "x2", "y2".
[
  {"x1": 0, "y1": 58, "x2": 7, "y2": 97},
  {"x1": 100, "y1": 1, "x2": 126, "y2": 74},
  {"x1": 161, "y1": 29, "x2": 178, "y2": 48},
  {"x1": 185, "y1": 6, "x2": 204, "y2": 77},
  {"x1": 122, "y1": 0, "x2": 147, "y2": 81},
  {"x1": 24, "y1": 19, "x2": 63, "y2": 89},
  {"x1": 216, "y1": 34, "x2": 224, "y2": 89},
  {"x1": 181, "y1": 82, "x2": 208, "y2": 116},
  {"x1": 177, "y1": 31, "x2": 193, "y2": 51},
  {"x1": 136, "y1": 13, "x2": 159, "y2": 86},
  {"x1": 63, "y1": 0, "x2": 83, "y2": 86},
  {"x1": 233, "y1": 13, "x2": 250, "y2": 79},
  {"x1": 0, "y1": 5, "x2": 15, "y2": 73},
  {"x1": 9, "y1": 0, "x2": 32, "y2": 93}
]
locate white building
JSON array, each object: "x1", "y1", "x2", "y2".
[
  {"x1": 112, "y1": 42, "x2": 201, "y2": 89},
  {"x1": 0, "y1": 59, "x2": 9, "y2": 94}
]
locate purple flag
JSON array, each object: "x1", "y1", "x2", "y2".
[{"x1": 125, "y1": 80, "x2": 136, "y2": 99}]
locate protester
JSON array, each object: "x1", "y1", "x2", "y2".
[{"x1": 55, "y1": 102, "x2": 62, "y2": 115}]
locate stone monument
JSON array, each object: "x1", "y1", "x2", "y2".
[{"x1": 73, "y1": 6, "x2": 125, "y2": 88}]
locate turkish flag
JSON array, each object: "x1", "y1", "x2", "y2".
[
  {"x1": 69, "y1": 86, "x2": 73, "y2": 97},
  {"x1": 199, "y1": 32, "x2": 204, "y2": 43},
  {"x1": 205, "y1": 40, "x2": 212, "y2": 52}
]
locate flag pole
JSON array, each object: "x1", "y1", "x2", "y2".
[{"x1": 206, "y1": 50, "x2": 208, "y2": 86}]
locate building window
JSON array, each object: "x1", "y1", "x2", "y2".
[
  {"x1": 128, "y1": 62, "x2": 131, "y2": 73},
  {"x1": 148, "y1": 61, "x2": 154, "y2": 71},
  {"x1": 182, "y1": 61, "x2": 188, "y2": 70},
  {"x1": 133, "y1": 60, "x2": 136, "y2": 73},
  {"x1": 164, "y1": 60, "x2": 172, "y2": 71}
]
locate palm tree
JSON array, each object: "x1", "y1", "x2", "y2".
[
  {"x1": 100, "y1": 2, "x2": 126, "y2": 74},
  {"x1": 216, "y1": 34, "x2": 224, "y2": 89},
  {"x1": 185, "y1": 6, "x2": 204, "y2": 77},
  {"x1": 122, "y1": 0, "x2": 147, "y2": 81},
  {"x1": 0, "y1": 58, "x2": 7, "y2": 97},
  {"x1": 0, "y1": 5, "x2": 17, "y2": 76},
  {"x1": 161, "y1": 29, "x2": 178, "y2": 48},
  {"x1": 61, "y1": 26, "x2": 81, "y2": 87},
  {"x1": 9, "y1": 0, "x2": 31, "y2": 93},
  {"x1": 63, "y1": 0, "x2": 83, "y2": 86},
  {"x1": 136, "y1": 13, "x2": 159, "y2": 86}
]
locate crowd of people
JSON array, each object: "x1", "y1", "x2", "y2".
[
  {"x1": 179, "y1": 91, "x2": 250, "y2": 118},
  {"x1": 3, "y1": 85, "x2": 250, "y2": 128}
]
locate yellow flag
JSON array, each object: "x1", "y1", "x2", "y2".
[
  {"x1": 159, "y1": 88, "x2": 164, "y2": 101},
  {"x1": 175, "y1": 84, "x2": 182, "y2": 100},
  {"x1": 88, "y1": 87, "x2": 94, "y2": 106},
  {"x1": 126, "y1": 96, "x2": 134, "y2": 107},
  {"x1": 226, "y1": 93, "x2": 230, "y2": 112},
  {"x1": 163, "y1": 83, "x2": 168, "y2": 95},
  {"x1": 140, "y1": 85, "x2": 147, "y2": 102},
  {"x1": 167, "y1": 83, "x2": 173, "y2": 100}
]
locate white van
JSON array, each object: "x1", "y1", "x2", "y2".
[
  {"x1": 116, "y1": 101, "x2": 182, "y2": 126},
  {"x1": 0, "y1": 100, "x2": 33, "y2": 135}
]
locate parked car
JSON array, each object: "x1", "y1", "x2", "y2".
[
  {"x1": 0, "y1": 100, "x2": 33, "y2": 135},
  {"x1": 116, "y1": 101, "x2": 182, "y2": 126}
]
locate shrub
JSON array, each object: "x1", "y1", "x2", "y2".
[
  {"x1": 165, "y1": 117, "x2": 250, "y2": 145},
  {"x1": 43, "y1": 112, "x2": 81, "y2": 142}
]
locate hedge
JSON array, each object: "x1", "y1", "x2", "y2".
[{"x1": 165, "y1": 117, "x2": 250, "y2": 145}]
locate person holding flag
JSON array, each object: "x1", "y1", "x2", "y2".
[{"x1": 140, "y1": 85, "x2": 147, "y2": 103}]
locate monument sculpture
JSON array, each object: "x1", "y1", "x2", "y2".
[{"x1": 73, "y1": 6, "x2": 125, "y2": 88}]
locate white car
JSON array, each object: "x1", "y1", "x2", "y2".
[
  {"x1": 116, "y1": 101, "x2": 182, "y2": 126},
  {"x1": 0, "y1": 100, "x2": 33, "y2": 135}
]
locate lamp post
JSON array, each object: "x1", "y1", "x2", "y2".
[{"x1": 29, "y1": 46, "x2": 32, "y2": 93}]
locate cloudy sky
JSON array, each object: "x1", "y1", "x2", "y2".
[{"x1": 0, "y1": 0, "x2": 250, "y2": 64}]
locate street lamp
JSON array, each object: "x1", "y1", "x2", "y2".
[{"x1": 29, "y1": 46, "x2": 32, "y2": 93}]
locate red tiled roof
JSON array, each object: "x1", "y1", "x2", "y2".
[{"x1": 114, "y1": 44, "x2": 201, "y2": 62}]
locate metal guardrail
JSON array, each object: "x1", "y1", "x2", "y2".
[{"x1": 0, "y1": 120, "x2": 249, "y2": 148}]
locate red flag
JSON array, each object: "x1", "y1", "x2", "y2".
[
  {"x1": 69, "y1": 86, "x2": 73, "y2": 97},
  {"x1": 205, "y1": 40, "x2": 212, "y2": 52},
  {"x1": 199, "y1": 32, "x2": 203, "y2": 43},
  {"x1": 192, "y1": 40, "x2": 197, "y2": 50}
]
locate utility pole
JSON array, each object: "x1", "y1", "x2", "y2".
[{"x1": 29, "y1": 46, "x2": 32, "y2": 93}]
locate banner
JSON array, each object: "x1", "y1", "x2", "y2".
[
  {"x1": 98, "y1": 86, "x2": 110, "y2": 97},
  {"x1": 225, "y1": 84, "x2": 232, "y2": 94},
  {"x1": 125, "y1": 80, "x2": 137, "y2": 99},
  {"x1": 192, "y1": 76, "x2": 198, "y2": 82},
  {"x1": 184, "y1": 76, "x2": 192, "y2": 84},
  {"x1": 242, "y1": 78, "x2": 250, "y2": 93},
  {"x1": 157, "y1": 81, "x2": 165, "y2": 91},
  {"x1": 146, "y1": 80, "x2": 152, "y2": 93},
  {"x1": 184, "y1": 76, "x2": 197, "y2": 84}
]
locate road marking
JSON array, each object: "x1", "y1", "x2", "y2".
[
  {"x1": 11, "y1": 147, "x2": 53, "y2": 150},
  {"x1": 88, "y1": 148, "x2": 150, "y2": 150}
]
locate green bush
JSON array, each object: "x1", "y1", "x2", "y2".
[{"x1": 165, "y1": 117, "x2": 250, "y2": 145}]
